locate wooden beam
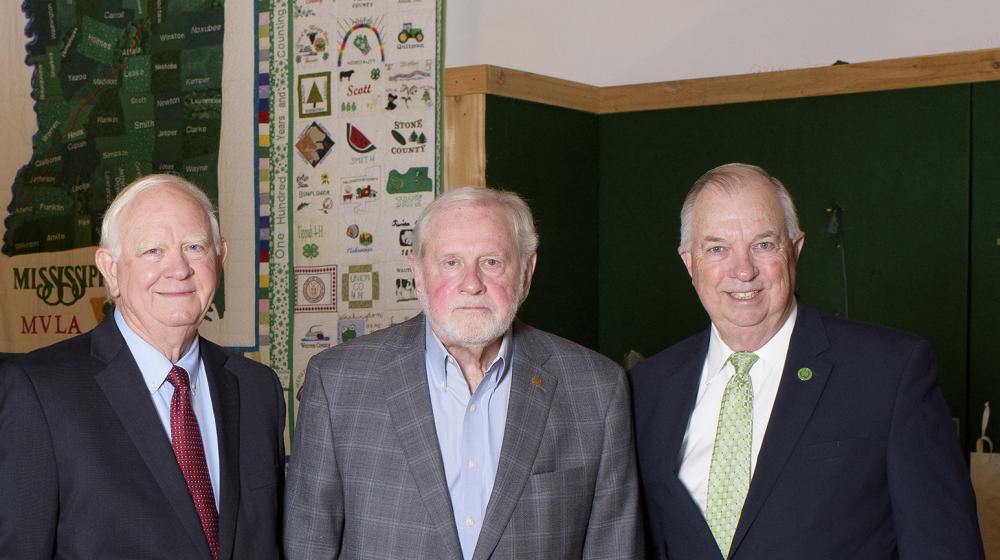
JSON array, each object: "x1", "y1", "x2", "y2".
[
  {"x1": 445, "y1": 65, "x2": 600, "y2": 113},
  {"x1": 443, "y1": 48, "x2": 1000, "y2": 114},
  {"x1": 443, "y1": 93, "x2": 486, "y2": 190},
  {"x1": 443, "y1": 65, "x2": 490, "y2": 97},
  {"x1": 601, "y1": 48, "x2": 1000, "y2": 113}
]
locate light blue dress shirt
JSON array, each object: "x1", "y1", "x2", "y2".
[
  {"x1": 424, "y1": 323, "x2": 513, "y2": 560},
  {"x1": 115, "y1": 309, "x2": 221, "y2": 510}
]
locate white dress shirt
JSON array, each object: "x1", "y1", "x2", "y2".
[
  {"x1": 115, "y1": 309, "x2": 221, "y2": 510},
  {"x1": 676, "y1": 304, "x2": 798, "y2": 515}
]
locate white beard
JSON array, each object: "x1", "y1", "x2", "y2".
[
  {"x1": 427, "y1": 303, "x2": 515, "y2": 348},
  {"x1": 419, "y1": 272, "x2": 525, "y2": 349}
]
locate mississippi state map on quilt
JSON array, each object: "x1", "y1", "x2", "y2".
[{"x1": 5, "y1": 1, "x2": 224, "y2": 259}]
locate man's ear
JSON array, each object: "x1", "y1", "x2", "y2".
[
  {"x1": 408, "y1": 254, "x2": 423, "y2": 295},
  {"x1": 95, "y1": 248, "x2": 120, "y2": 298},
  {"x1": 519, "y1": 252, "x2": 538, "y2": 302},
  {"x1": 408, "y1": 253, "x2": 419, "y2": 279},
  {"x1": 219, "y1": 238, "x2": 229, "y2": 265},
  {"x1": 678, "y1": 245, "x2": 694, "y2": 278},
  {"x1": 792, "y1": 232, "x2": 805, "y2": 260}
]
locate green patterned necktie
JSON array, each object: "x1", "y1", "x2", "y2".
[{"x1": 706, "y1": 351, "x2": 758, "y2": 558}]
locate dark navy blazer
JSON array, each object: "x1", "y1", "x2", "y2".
[
  {"x1": 630, "y1": 301, "x2": 983, "y2": 559},
  {"x1": 0, "y1": 314, "x2": 285, "y2": 559}
]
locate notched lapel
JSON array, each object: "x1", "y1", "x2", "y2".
[
  {"x1": 636, "y1": 330, "x2": 717, "y2": 549},
  {"x1": 472, "y1": 333, "x2": 558, "y2": 560},
  {"x1": 202, "y1": 342, "x2": 240, "y2": 560},
  {"x1": 730, "y1": 306, "x2": 832, "y2": 556},
  {"x1": 652, "y1": 341, "x2": 721, "y2": 550},
  {"x1": 382, "y1": 338, "x2": 464, "y2": 560},
  {"x1": 654, "y1": 350, "x2": 705, "y2": 479},
  {"x1": 92, "y1": 325, "x2": 212, "y2": 560}
]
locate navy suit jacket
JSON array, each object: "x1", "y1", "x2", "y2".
[
  {"x1": 630, "y1": 302, "x2": 983, "y2": 559},
  {"x1": 0, "y1": 313, "x2": 285, "y2": 559}
]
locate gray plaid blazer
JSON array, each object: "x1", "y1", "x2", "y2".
[{"x1": 284, "y1": 314, "x2": 642, "y2": 559}]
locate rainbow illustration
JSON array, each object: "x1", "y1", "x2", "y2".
[{"x1": 337, "y1": 23, "x2": 385, "y2": 66}]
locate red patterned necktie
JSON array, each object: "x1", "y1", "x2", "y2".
[{"x1": 166, "y1": 365, "x2": 219, "y2": 560}]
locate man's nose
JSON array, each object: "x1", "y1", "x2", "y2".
[
  {"x1": 163, "y1": 249, "x2": 194, "y2": 278},
  {"x1": 459, "y1": 266, "x2": 486, "y2": 295},
  {"x1": 731, "y1": 249, "x2": 759, "y2": 282}
]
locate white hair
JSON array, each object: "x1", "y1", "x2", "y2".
[
  {"x1": 99, "y1": 173, "x2": 223, "y2": 260},
  {"x1": 679, "y1": 163, "x2": 802, "y2": 250},
  {"x1": 413, "y1": 186, "x2": 539, "y2": 268}
]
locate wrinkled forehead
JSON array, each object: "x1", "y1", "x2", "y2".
[
  {"x1": 426, "y1": 203, "x2": 516, "y2": 242},
  {"x1": 693, "y1": 180, "x2": 788, "y2": 233},
  {"x1": 120, "y1": 188, "x2": 212, "y2": 238},
  {"x1": 424, "y1": 205, "x2": 517, "y2": 256}
]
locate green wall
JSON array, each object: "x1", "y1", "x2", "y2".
[
  {"x1": 485, "y1": 96, "x2": 600, "y2": 349},
  {"x1": 970, "y1": 82, "x2": 1000, "y2": 448},
  {"x1": 485, "y1": 83, "x2": 999, "y2": 446},
  {"x1": 598, "y1": 85, "x2": 971, "y2": 424}
]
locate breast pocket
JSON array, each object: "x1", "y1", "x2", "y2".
[
  {"x1": 795, "y1": 437, "x2": 870, "y2": 461},
  {"x1": 526, "y1": 465, "x2": 594, "y2": 499}
]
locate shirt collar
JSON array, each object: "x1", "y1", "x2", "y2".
[
  {"x1": 424, "y1": 319, "x2": 513, "y2": 391},
  {"x1": 114, "y1": 307, "x2": 202, "y2": 394},
  {"x1": 705, "y1": 303, "x2": 798, "y2": 386}
]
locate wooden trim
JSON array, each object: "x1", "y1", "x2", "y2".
[
  {"x1": 443, "y1": 93, "x2": 486, "y2": 190},
  {"x1": 444, "y1": 48, "x2": 1000, "y2": 114},
  {"x1": 443, "y1": 66, "x2": 490, "y2": 98},
  {"x1": 481, "y1": 66, "x2": 600, "y2": 113},
  {"x1": 444, "y1": 64, "x2": 490, "y2": 97},
  {"x1": 601, "y1": 48, "x2": 1000, "y2": 112},
  {"x1": 445, "y1": 65, "x2": 600, "y2": 113}
]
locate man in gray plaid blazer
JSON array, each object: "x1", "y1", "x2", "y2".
[{"x1": 285, "y1": 187, "x2": 642, "y2": 559}]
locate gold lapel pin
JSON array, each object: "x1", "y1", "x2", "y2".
[
  {"x1": 531, "y1": 375, "x2": 543, "y2": 389},
  {"x1": 797, "y1": 367, "x2": 813, "y2": 381}
]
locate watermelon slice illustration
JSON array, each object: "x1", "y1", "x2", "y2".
[{"x1": 347, "y1": 123, "x2": 376, "y2": 153}]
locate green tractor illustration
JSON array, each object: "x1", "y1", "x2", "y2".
[{"x1": 398, "y1": 23, "x2": 424, "y2": 43}]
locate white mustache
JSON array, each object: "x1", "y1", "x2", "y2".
[{"x1": 449, "y1": 299, "x2": 496, "y2": 312}]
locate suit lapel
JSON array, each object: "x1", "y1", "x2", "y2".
[
  {"x1": 472, "y1": 323, "x2": 558, "y2": 560},
  {"x1": 91, "y1": 316, "x2": 212, "y2": 559},
  {"x1": 653, "y1": 334, "x2": 723, "y2": 553},
  {"x1": 730, "y1": 304, "x2": 831, "y2": 556},
  {"x1": 382, "y1": 317, "x2": 464, "y2": 560},
  {"x1": 654, "y1": 336, "x2": 707, "y2": 478},
  {"x1": 202, "y1": 341, "x2": 241, "y2": 560}
]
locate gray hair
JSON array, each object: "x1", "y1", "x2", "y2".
[
  {"x1": 100, "y1": 173, "x2": 223, "y2": 260},
  {"x1": 413, "y1": 186, "x2": 539, "y2": 267},
  {"x1": 679, "y1": 163, "x2": 802, "y2": 250}
]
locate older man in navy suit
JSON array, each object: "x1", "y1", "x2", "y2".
[
  {"x1": 630, "y1": 163, "x2": 983, "y2": 559},
  {"x1": 0, "y1": 174, "x2": 284, "y2": 559}
]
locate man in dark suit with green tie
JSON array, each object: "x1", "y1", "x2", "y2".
[{"x1": 630, "y1": 163, "x2": 982, "y2": 559}]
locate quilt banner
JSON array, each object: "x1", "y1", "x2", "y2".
[
  {"x1": 0, "y1": 1, "x2": 259, "y2": 352},
  {"x1": 261, "y1": 0, "x2": 443, "y2": 438}
]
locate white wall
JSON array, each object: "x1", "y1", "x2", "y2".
[{"x1": 445, "y1": 0, "x2": 1000, "y2": 87}]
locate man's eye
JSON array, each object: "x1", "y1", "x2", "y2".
[
  {"x1": 756, "y1": 241, "x2": 775, "y2": 250},
  {"x1": 706, "y1": 246, "x2": 725, "y2": 254},
  {"x1": 144, "y1": 248, "x2": 162, "y2": 256},
  {"x1": 483, "y1": 258, "x2": 500, "y2": 267}
]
